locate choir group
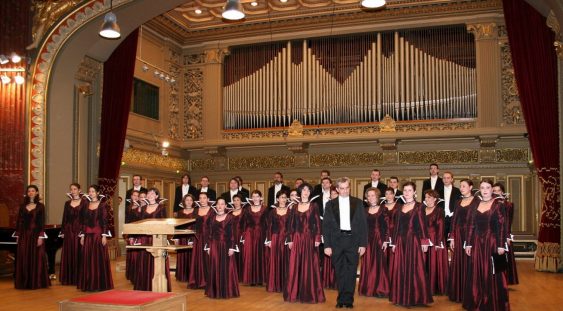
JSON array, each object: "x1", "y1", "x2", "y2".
[{"x1": 13, "y1": 164, "x2": 518, "y2": 310}]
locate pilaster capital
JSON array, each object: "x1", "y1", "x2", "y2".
[
  {"x1": 204, "y1": 48, "x2": 230, "y2": 64},
  {"x1": 467, "y1": 23, "x2": 498, "y2": 40}
]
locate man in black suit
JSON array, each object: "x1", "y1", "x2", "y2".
[
  {"x1": 314, "y1": 177, "x2": 333, "y2": 268},
  {"x1": 362, "y1": 169, "x2": 387, "y2": 199},
  {"x1": 422, "y1": 163, "x2": 444, "y2": 195},
  {"x1": 234, "y1": 176, "x2": 250, "y2": 198},
  {"x1": 174, "y1": 173, "x2": 198, "y2": 215},
  {"x1": 312, "y1": 170, "x2": 331, "y2": 197},
  {"x1": 221, "y1": 177, "x2": 247, "y2": 203},
  {"x1": 388, "y1": 176, "x2": 403, "y2": 197},
  {"x1": 197, "y1": 176, "x2": 217, "y2": 201},
  {"x1": 126, "y1": 174, "x2": 147, "y2": 200},
  {"x1": 323, "y1": 177, "x2": 368, "y2": 309},
  {"x1": 437, "y1": 171, "x2": 461, "y2": 240},
  {"x1": 267, "y1": 172, "x2": 290, "y2": 207}
]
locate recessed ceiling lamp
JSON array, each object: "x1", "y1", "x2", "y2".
[
  {"x1": 280, "y1": 0, "x2": 288, "y2": 3},
  {"x1": 99, "y1": 0, "x2": 121, "y2": 39},
  {"x1": 251, "y1": 1, "x2": 258, "y2": 6},
  {"x1": 195, "y1": 9, "x2": 202, "y2": 14},
  {"x1": 361, "y1": 0, "x2": 386, "y2": 9},
  {"x1": 222, "y1": 0, "x2": 245, "y2": 20}
]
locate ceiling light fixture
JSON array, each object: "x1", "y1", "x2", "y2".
[
  {"x1": 195, "y1": 9, "x2": 202, "y2": 14},
  {"x1": 10, "y1": 53, "x2": 21, "y2": 63},
  {"x1": 14, "y1": 75, "x2": 24, "y2": 85},
  {"x1": 0, "y1": 55, "x2": 8, "y2": 65},
  {"x1": 99, "y1": 0, "x2": 121, "y2": 39},
  {"x1": 222, "y1": 0, "x2": 245, "y2": 21},
  {"x1": 280, "y1": 0, "x2": 288, "y2": 3},
  {"x1": 361, "y1": 0, "x2": 386, "y2": 9},
  {"x1": 251, "y1": 1, "x2": 258, "y2": 6},
  {"x1": 0, "y1": 75, "x2": 10, "y2": 84}
]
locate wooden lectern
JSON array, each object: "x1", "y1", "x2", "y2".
[{"x1": 123, "y1": 218, "x2": 195, "y2": 292}]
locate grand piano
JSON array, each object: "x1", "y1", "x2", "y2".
[{"x1": 0, "y1": 225, "x2": 63, "y2": 277}]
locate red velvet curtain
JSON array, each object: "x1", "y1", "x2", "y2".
[
  {"x1": 98, "y1": 29, "x2": 138, "y2": 236},
  {"x1": 502, "y1": 0, "x2": 560, "y2": 271}
]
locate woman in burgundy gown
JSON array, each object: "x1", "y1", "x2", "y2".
[
  {"x1": 448, "y1": 179, "x2": 477, "y2": 302},
  {"x1": 188, "y1": 192, "x2": 213, "y2": 289},
  {"x1": 359, "y1": 188, "x2": 390, "y2": 298},
  {"x1": 133, "y1": 188, "x2": 170, "y2": 291},
  {"x1": 493, "y1": 182, "x2": 518, "y2": 285},
  {"x1": 423, "y1": 190, "x2": 448, "y2": 296},
  {"x1": 175, "y1": 194, "x2": 197, "y2": 282},
  {"x1": 78, "y1": 185, "x2": 113, "y2": 291},
  {"x1": 383, "y1": 187, "x2": 400, "y2": 285},
  {"x1": 265, "y1": 190, "x2": 291, "y2": 293},
  {"x1": 389, "y1": 182, "x2": 432, "y2": 307},
  {"x1": 205, "y1": 198, "x2": 240, "y2": 299},
  {"x1": 229, "y1": 194, "x2": 246, "y2": 281},
  {"x1": 463, "y1": 179, "x2": 510, "y2": 311},
  {"x1": 125, "y1": 190, "x2": 142, "y2": 283},
  {"x1": 321, "y1": 187, "x2": 338, "y2": 290},
  {"x1": 240, "y1": 190, "x2": 267, "y2": 286},
  {"x1": 284, "y1": 183, "x2": 325, "y2": 303},
  {"x1": 59, "y1": 183, "x2": 83, "y2": 286},
  {"x1": 14, "y1": 185, "x2": 50, "y2": 289}
]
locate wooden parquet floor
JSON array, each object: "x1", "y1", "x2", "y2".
[{"x1": 0, "y1": 259, "x2": 561, "y2": 311}]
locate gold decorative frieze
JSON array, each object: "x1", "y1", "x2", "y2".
[
  {"x1": 500, "y1": 43, "x2": 524, "y2": 125},
  {"x1": 184, "y1": 68, "x2": 204, "y2": 139},
  {"x1": 310, "y1": 152, "x2": 383, "y2": 167},
  {"x1": 122, "y1": 148, "x2": 189, "y2": 171},
  {"x1": 496, "y1": 148, "x2": 529, "y2": 163},
  {"x1": 394, "y1": 121, "x2": 475, "y2": 132},
  {"x1": 229, "y1": 155, "x2": 295, "y2": 170},
  {"x1": 398, "y1": 150, "x2": 479, "y2": 164},
  {"x1": 191, "y1": 158, "x2": 216, "y2": 171},
  {"x1": 222, "y1": 130, "x2": 286, "y2": 140}
]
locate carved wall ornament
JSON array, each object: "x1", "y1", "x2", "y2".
[
  {"x1": 546, "y1": 10, "x2": 563, "y2": 59},
  {"x1": 191, "y1": 158, "x2": 215, "y2": 171},
  {"x1": 310, "y1": 152, "x2": 383, "y2": 167},
  {"x1": 500, "y1": 44, "x2": 524, "y2": 125},
  {"x1": 204, "y1": 48, "x2": 230, "y2": 64},
  {"x1": 467, "y1": 23, "x2": 498, "y2": 40},
  {"x1": 228, "y1": 155, "x2": 295, "y2": 170},
  {"x1": 379, "y1": 114, "x2": 396, "y2": 132},
  {"x1": 288, "y1": 119, "x2": 304, "y2": 137},
  {"x1": 398, "y1": 150, "x2": 479, "y2": 164},
  {"x1": 184, "y1": 53, "x2": 206, "y2": 66},
  {"x1": 167, "y1": 46, "x2": 182, "y2": 140},
  {"x1": 75, "y1": 56, "x2": 103, "y2": 82},
  {"x1": 496, "y1": 148, "x2": 529, "y2": 163},
  {"x1": 184, "y1": 68, "x2": 204, "y2": 140},
  {"x1": 122, "y1": 148, "x2": 189, "y2": 171},
  {"x1": 27, "y1": 0, "x2": 82, "y2": 50}
]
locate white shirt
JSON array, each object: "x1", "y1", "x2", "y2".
[
  {"x1": 338, "y1": 196, "x2": 351, "y2": 230},
  {"x1": 430, "y1": 176, "x2": 438, "y2": 190},
  {"x1": 322, "y1": 189, "x2": 330, "y2": 210},
  {"x1": 230, "y1": 189, "x2": 238, "y2": 201},
  {"x1": 200, "y1": 187, "x2": 208, "y2": 193},
  {"x1": 274, "y1": 183, "x2": 282, "y2": 198},
  {"x1": 371, "y1": 180, "x2": 379, "y2": 188},
  {"x1": 182, "y1": 184, "x2": 190, "y2": 197},
  {"x1": 133, "y1": 185, "x2": 141, "y2": 191},
  {"x1": 444, "y1": 185, "x2": 453, "y2": 217}
]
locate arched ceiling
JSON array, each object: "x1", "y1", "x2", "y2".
[{"x1": 144, "y1": 0, "x2": 503, "y2": 45}]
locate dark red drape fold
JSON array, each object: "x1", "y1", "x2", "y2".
[
  {"x1": 502, "y1": 0, "x2": 560, "y2": 271},
  {"x1": 98, "y1": 29, "x2": 139, "y2": 236}
]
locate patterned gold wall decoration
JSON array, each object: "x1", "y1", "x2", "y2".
[
  {"x1": 499, "y1": 27, "x2": 524, "y2": 126},
  {"x1": 121, "y1": 148, "x2": 189, "y2": 171},
  {"x1": 496, "y1": 148, "x2": 529, "y2": 162},
  {"x1": 185, "y1": 53, "x2": 205, "y2": 65},
  {"x1": 398, "y1": 150, "x2": 479, "y2": 164},
  {"x1": 167, "y1": 45, "x2": 182, "y2": 140},
  {"x1": 191, "y1": 158, "x2": 215, "y2": 171},
  {"x1": 184, "y1": 68, "x2": 204, "y2": 139},
  {"x1": 222, "y1": 130, "x2": 286, "y2": 140},
  {"x1": 229, "y1": 155, "x2": 295, "y2": 170},
  {"x1": 310, "y1": 152, "x2": 383, "y2": 167}
]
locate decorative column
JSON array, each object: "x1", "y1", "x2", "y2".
[
  {"x1": 467, "y1": 23, "x2": 503, "y2": 128},
  {"x1": 202, "y1": 47, "x2": 230, "y2": 142}
]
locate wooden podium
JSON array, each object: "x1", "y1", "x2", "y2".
[{"x1": 123, "y1": 218, "x2": 195, "y2": 292}]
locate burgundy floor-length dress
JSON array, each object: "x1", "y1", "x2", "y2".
[
  {"x1": 265, "y1": 207, "x2": 290, "y2": 293},
  {"x1": 125, "y1": 202, "x2": 142, "y2": 283},
  {"x1": 359, "y1": 206, "x2": 390, "y2": 297},
  {"x1": 462, "y1": 199, "x2": 510, "y2": 311},
  {"x1": 78, "y1": 201, "x2": 113, "y2": 291},
  {"x1": 231, "y1": 210, "x2": 244, "y2": 282},
  {"x1": 205, "y1": 213, "x2": 240, "y2": 299},
  {"x1": 59, "y1": 199, "x2": 82, "y2": 285},
  {"x1": 14, "y1": 203, "x2": 51, "y2": 289},
  {"x1": 448, "y1": 197, "x2": 477, "y2": 302},
  {"x1": 389, "y1": 202, "x2": 433, "y2": 306},
  {"x1": 503, "y1": 200, "x2": 518, "y2": 285},
  {"x1": 175, "y1": 208, "x2": 196, "y2": 282},
  {"x1": 385, "y1": 202, "x2": 400, "y2": 286},
  {"x1": 322, "y1": 250, "x2": 337, "y2": 289},
  {"x1": 284, "y1": 203, "x2": 326, "y2": 303},
  {"x1": 133, "y1": 202, "x2": 171, "y2": 291},
  {"x1": 188, "y1": 207, "x2": 212, "y2": 289},
  {"x1": 425, "y1": 206, "x2": 448, "y2": 296},
  {"x1": 240, "y1": 205, "x2": 267, "y2": 285}
]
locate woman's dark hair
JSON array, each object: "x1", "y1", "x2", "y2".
[
  {"x1": 493, "y1": 182, "x2": 506, "y2": 193},
  {"x1": 402, "y1": 181, "x2": 416, "y2": 191},
  {"x1": 480, "y1": 178, "x2": 494, "y2": 187},
  {"x1": 424, "y1": 189, "x2": 440, "y2": 200},
  {"x1": 70, "y1": 183, "x2": 81, "y2": 189},
  {"x1": 251, "y1": 189, "x2": 262, "y2": 197},
  {"x1": 216, "y1": 197, "x2": 227, "y2": 205},
  {"x1": 460, "y1": 178, "x2": 473, "y2": 187},
  {"x1": 147, "y1": 187, "x2": 160, "y2": 197},
  {"x1": 384, "y1": 187, "x2": 395, "y2": 195},
  {"x1": 276, "y1": 190, "x2": 289, "y2": 199},
  {"x1": 24, "y1": 185, "x2": 40, "y2": 204},
  {"x1": 89, "y1": 184, "x2": 100, "y2": 193},
  {"x1": 297, "y1": 183, "x2": 313, "y2": 197},
  {"x1": 232, "y1": 194, "x2": 243, "y2": 201}
]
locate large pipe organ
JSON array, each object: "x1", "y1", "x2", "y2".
[{"x1": 223, "y1": 25, "x2": 476, "y2": 130}]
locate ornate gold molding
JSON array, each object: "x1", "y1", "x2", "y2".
[
  {"x1": 75, "y1": 56, "x2": 102, "y2": 82},
  {"x1": 496, "y1": 148, "x2": 529, "y2": 163},
  {"x1": 399, "y1": 150, "x2": 479, "y2": 164},
  {"x1": 184, "y1": 53, "x2": 206, "y2": 66},
  {"x1": 122, "y1": 148, "x2": 189, "y2": 171},
  {"x1": 167, "y1": 44, "x2": 182, "y2": 140},
  {"x1": 500, "y1": 42, "x2": 524, "y2": 125},
  {"x1": 204, "y1": 48, "x2": 230, "y2": 64},
  {"x1": 184, "y1": 68, "x2": 204, "y2": 139},
  {"x1": 229, "y1": 155, "x2": 295, "y2": 170},
  {"x1": 27, "y1": 0, "x2": 82, "y2": 50},
  {"x1": 310, "y1": 152, "x2": 383, "y2": 167},
  {"x1": 380, "y1": 115, "x2": 396, "y2": 132},
  {"x1": 288, "y1": 119, "x2": 304, "y2": 137},
  {"x1": 546, "y1": 10, "x2": 563, "y2": 59},
  {"x1": 191, "y1": 158, "x2": 215, "y2": 171},
  {"x1": 467, "y1": 23, "x2": 498, "y2": 40}
]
